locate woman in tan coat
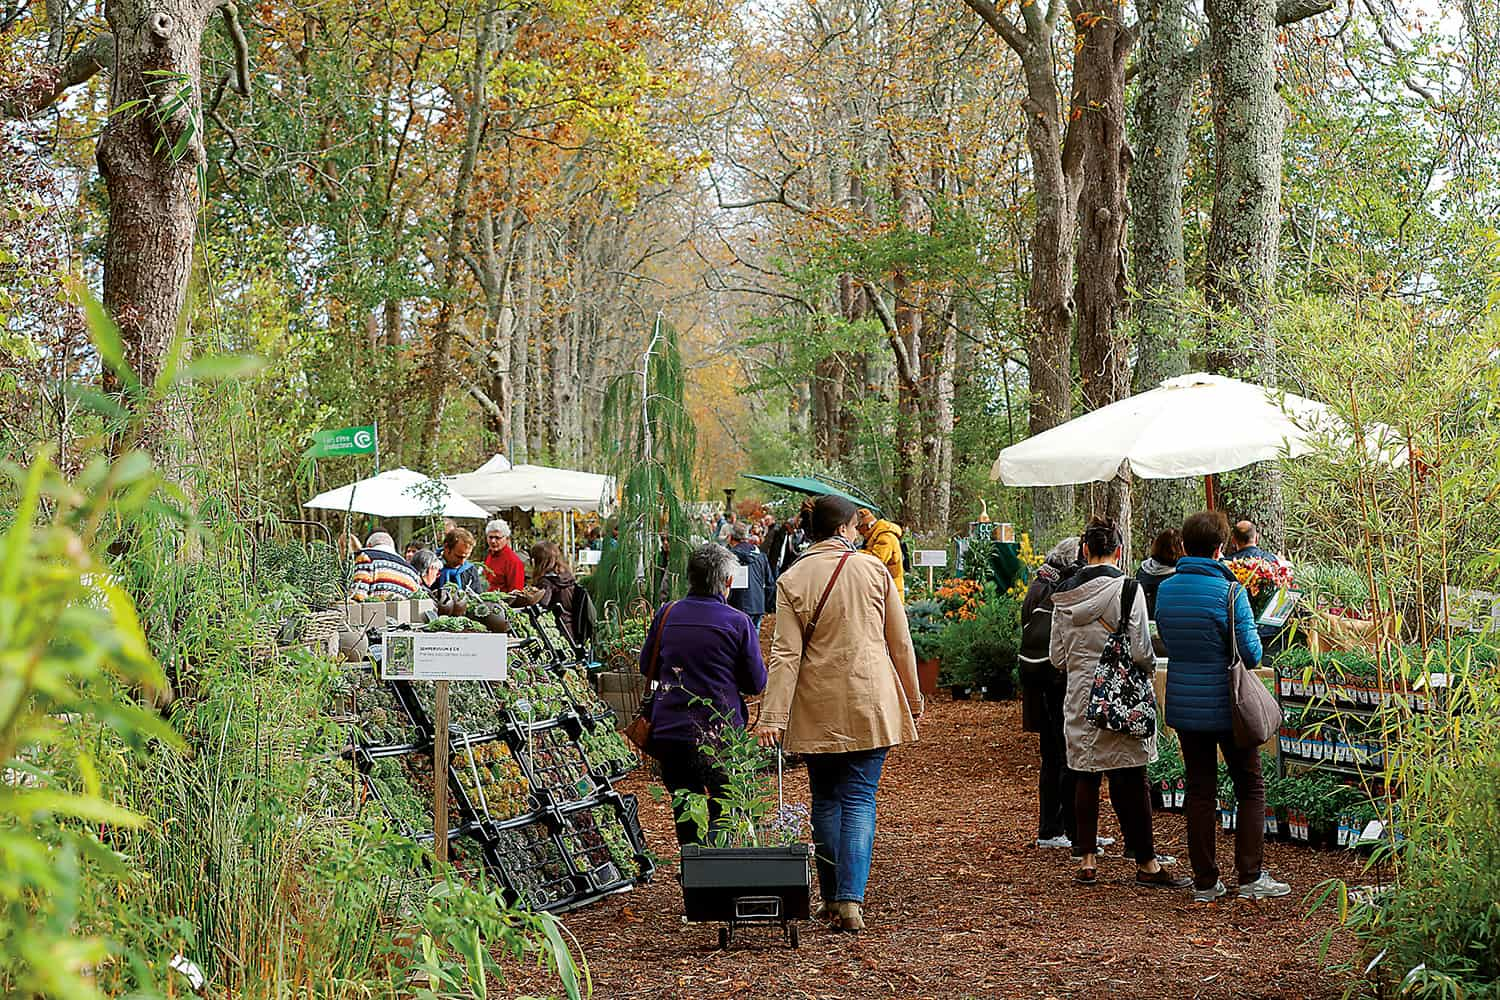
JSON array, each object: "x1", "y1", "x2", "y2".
[
  {"x1": 1049, "y1": 518, "x2": 1189, "y2": 890},
  {"x1": 754, "y1": 495, "x2": 922, "y2": 933}
]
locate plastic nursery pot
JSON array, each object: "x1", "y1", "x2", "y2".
[
  {"x1": 678, "y1": 843, "x2": 812, "y2": 923},
  {"x1": 949, "y1": 685, "x2": 973, "y2": 702}
]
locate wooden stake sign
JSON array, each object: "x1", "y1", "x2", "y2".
[{"x1": 381, "y1": 632, "x2": 511, "y2": 865}]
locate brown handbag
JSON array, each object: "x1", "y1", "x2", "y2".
[
  {"x1": 1226, "y1": 582, "x2": 1283, "y2": 747},
  {"x1": 623, "y1": 601, "x2": 675, "y2": 751}
]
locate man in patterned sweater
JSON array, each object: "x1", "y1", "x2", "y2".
[{"x1": 350, "y1": 531, "x2": 423, "y2": 600}]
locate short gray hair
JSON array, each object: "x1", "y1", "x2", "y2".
[
  {"x1": 365, "y1": 531, "x2": 396, "y2": 551},
  {"x1": 729, "y1": 522, "x2": 750, "y2": 542},
  {"x1": 410, "y1": 548, "x2": 441, "y2": 576},
  {"x1": 1045, "y1": 537, "x2": 1080, "y2": 569},
  {"x1": 485, "y1": 518, "x2": 512, "y2": 537},
  {"x1": 687, "y1": 543, "x2": 736, "y2": 596}
]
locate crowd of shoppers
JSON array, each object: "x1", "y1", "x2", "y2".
[{"x1": 1017, "y1": 510, "x2": 1292, "y2": 903}]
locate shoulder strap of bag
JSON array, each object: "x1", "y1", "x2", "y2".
[
  {"x1": 1115, "y1": 577, "x2": 1139, "y2": 636},
  {"x1": 644, "y1": 601, "x2": 676, "y2": 683},
  {"x1": 1225, "y1": 582, "x2": 1242, "y2": 671},
  {"x1": 803, "y1": 551, "x2": 854, "y2": 645}
]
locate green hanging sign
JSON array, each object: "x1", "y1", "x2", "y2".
[{"x1": 303, "y1": 424, "x2": 377, "y2": 458}]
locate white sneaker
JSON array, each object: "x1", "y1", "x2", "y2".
[
  {"x1": 1193, "y1": 880, "x2": 1227, "y2": 903},
  {"x1": 1036, "y1": 835, "x2": 1072, "y2": 849},
  {"x1": 1154, "y1": 853, "x2": 1178, "y2": 867},
  {"x1": 1238, "y1": 872, "x2": 1291, "y2": 900}
]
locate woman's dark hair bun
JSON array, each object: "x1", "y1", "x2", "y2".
[{"x1": 1080, "y1": 517, "x2": 1121, "y2": 559}]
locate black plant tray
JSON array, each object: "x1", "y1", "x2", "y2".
[{"x1": 678, "y1": 844, "x2": 812, "y2": 923}]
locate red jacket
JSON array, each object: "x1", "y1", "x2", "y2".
[{"x1": 483, "y1": 545, "x2": 525, "y2": 592}]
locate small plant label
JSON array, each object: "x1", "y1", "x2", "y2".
[
  {"x1": 914, "y1": 549, "x2": 949, "y2": 568},
  {"x1": 1173, "y1": 779, "x2": 1185, "y2": 809},
  {"x1": 381, "y1": 632, "x2": 511, "y2": 681}
]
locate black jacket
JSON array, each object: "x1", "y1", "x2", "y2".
[{"x1": 1019, "y1": 562, "x2": 1072, "y2": 677}]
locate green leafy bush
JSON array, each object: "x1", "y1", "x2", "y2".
[
  {"x1": 937, "y1": 587, "x2": 1020, "y2": 693},
  {"x1": 905, "y1": 599, "x2": 948, "y2": 661}
]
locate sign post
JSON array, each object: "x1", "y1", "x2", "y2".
[
  {"x1": 381, "y1": 631, "x2": 510, "y2": 866},
  {"x1": 915, "y1": 549, "x2": 949, "y2": 592},
  {"x1": 433, "y1": 681, "x2": 450, "y2": 863}
]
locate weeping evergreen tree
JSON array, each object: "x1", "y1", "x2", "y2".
[{"x1": 594, "y1": 314, "x2": 696, "y2": 614}]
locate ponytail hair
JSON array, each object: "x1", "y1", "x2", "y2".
[{"x1": 1080, "y1": 517, "x2": 1121, "y2": 560}]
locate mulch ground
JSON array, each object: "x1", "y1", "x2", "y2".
[{"x1": 503, "y1": 699, "x2": 1371, "y2": 1000}]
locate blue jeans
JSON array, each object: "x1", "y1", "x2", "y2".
[{"x1": 805, "y1": 747, "x2": 890, "y2": 904}]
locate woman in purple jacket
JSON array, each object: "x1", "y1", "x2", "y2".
[{"x1": 641, "y1": 543, "x2": 769, "y2": 846}]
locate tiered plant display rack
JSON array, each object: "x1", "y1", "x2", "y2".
[
  {"x1": 346, "y1": 604, "x2": 652, "y2": 912},
  {"x1": 1269, "y1": 645, "x2": 1421, "y2": 847}
]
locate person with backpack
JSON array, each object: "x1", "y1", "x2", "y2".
[
  {"x1": 725, "y1": 522, "x2": 774, "y2": 630},
  {"x1": 511, "y1": 541, "x2": 595, "y2": 648},
  {"x1": 856, "y1": 508, "x2": 907, "y2": 599},
  {"x1": 1049, "y1": 518, "x2": 1190, "y2": 891},
  {"x1": 1018, "y1": 537, "x2": 1086, "y2": 850}
]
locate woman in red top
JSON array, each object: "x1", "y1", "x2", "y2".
[{"x1": 482, "y1": 518, "x2": 526, "y2": 592}]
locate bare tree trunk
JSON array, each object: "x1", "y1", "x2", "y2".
[
  {"x1": 512, "y1": 227, "x2": 534, "y2": 461},
  {"x1": 1205, "y1": 0, "x2": 1286, "y2": 548},
  {"x1": 1130, "y1": 0, "x2": 1195, "y2": 539},
  {"x1": 417, "y1": 9, "x2": 494, "y2": 464},
  {"x1": 1071, "y1": 0, "x2": 1134, "y2": 525},
  {"x1": 95, "y1": 0, "x2": 218, "y2": 463}
]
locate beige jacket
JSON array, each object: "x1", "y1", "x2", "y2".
[
  {"x1": 1048, "y1": 567, "x2": 1158, "y2": 772},
  {"x1": 759, "y1": 539, "x2": 922, "y2": 753}
]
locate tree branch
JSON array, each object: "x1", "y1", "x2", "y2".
[
  {"x1": 1, "y1": 31, "x2": 112, "y2": 119},
  {"x1": 219, "y1": 2, "x2": 251, "y2": 99},
  {"x1": 1125, "y1": 0, "x2": 1334, "y2": 83},
  {"x1": 960, "y1": 0, "x2": 1030, "y2": 56}
]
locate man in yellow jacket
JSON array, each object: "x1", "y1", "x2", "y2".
[{"x1": 856, "y1": 508, "x2": 905, "y2": 598}]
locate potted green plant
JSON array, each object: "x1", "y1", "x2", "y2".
[
  {"x1": 906, "y1": 598, "x2": 948, "y2": 698},
  {"x1": 670, "y1": 719, "x2": 811, "y2": 949},
  {"x1": 971, "y1": 588, "x2": 1021, "y2": 700}
]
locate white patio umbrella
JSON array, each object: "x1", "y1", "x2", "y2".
[
  {"x1": 303, "y1": 468, "x2": 490, "y2": 519},
  {"x1": 444, "y1": 461, "x2": 614, "y2": 514},
  {"x1": 992, "y1": 372, "x2": 1402, "y2": 488}
]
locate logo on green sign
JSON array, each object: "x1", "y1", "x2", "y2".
[{"x1": 304, "y1": 424, "x2": 377, "y2": 458}]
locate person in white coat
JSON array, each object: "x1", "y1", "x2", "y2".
[{"x1": 1049, "y1": 518, "x2": 1191, "y2": 890}]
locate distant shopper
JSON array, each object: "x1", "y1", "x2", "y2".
[
  {"x1": 481, "y1": 518, "x2": 526, "y2": 593},
  {"x1": 410, "y1": 548, "x2": 442, "y2": 593},
  {"x1": 434, "y1": 527, "x2": 484, "y2": 593},
  {"x1": 641, "y1": 544, "x2": 768, "y2": 846},
  {"x1": 716, "y1": 510, "x2": 738, "y2": 545},
  {"x1": 726, "y1": 523, "x2": 775, "y2": 630},
  {"x1": 513, "y1": 540, "x2": 594, "y2": 643},
  {"x1": 1155, "y1": 511, "x2": 1287, "y2": 902},
  {"x1": 1049, "y1": 518, "x2": 1189, "y2": 891},
  {"x1": 1018, "y1": 537, "x2": 1082, "y2": 850},
  {"x1": 856, "y1": 508, "x2": 906, "y2": 598},
  {"x1": 755, "y1": 494, "x2": 923, "y2": 933},
  {"x1": 1136, "y1": 529, "x2": 1184, "y2": 619},
  {"x1": 763, "y1": 512, "x2": 802, "y2": 580},
  {"x1": 1226, "y1": 520, "x2": 1278, "y2": 564},
  {"x1": 350, "y1": 531, "x2": 423, "y2": 601}
]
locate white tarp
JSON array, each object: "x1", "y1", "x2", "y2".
[
  {"x1": 444, "y1": 459, "x2": 614, "y2": 514},
  {"x1": 303, "y1": 468, "x2": 490, "y2": 519},
  {"x1": 992, "y1": 372, "x2": 1402, "y2": 486}
]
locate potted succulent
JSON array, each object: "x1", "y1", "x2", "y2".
[{"x1": 906, "y1": 599, "x2": 947, "y2": 698}]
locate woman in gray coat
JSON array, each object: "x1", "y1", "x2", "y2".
[{"x1": 1049, "y1": 518, "x2": 1190, "y2": 890}]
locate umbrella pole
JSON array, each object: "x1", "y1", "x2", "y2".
[{"x1": 1204, "y1": 474, "x2": 1217, "y2": 511}]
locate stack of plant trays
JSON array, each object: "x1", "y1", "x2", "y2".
[{"x1": 348, "y1": 604, "x2": 651, "y2": 912}]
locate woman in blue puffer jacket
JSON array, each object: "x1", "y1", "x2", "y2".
[{"x1": 1155, "y1": 511, "x2": 1288, "y2": 904}]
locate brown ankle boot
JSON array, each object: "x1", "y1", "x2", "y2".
[{"x1": 834, "y1": 901, "x2": 864, "y2": 932}]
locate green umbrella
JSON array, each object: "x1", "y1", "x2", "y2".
[{"x1": 740, "y1": 474, "x2": 882, "y2": 516}]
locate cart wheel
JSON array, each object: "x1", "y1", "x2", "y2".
[
  {"x1": 718, "y1": 927, "x2": 730, "y2": 950},
  {"x1": 788, "y1": 923, "x2": 800, "y2": 949}
]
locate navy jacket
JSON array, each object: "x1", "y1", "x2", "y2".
[
  {"x1": 641, "y1": 594, "x2": 767, "y2": 746},
  {"x1": 1154, "y1": 556, "x2": 1263, "y2": 732},
  {"x1": 727, "y1": 542, "x2": 775, "y2": 617}
]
